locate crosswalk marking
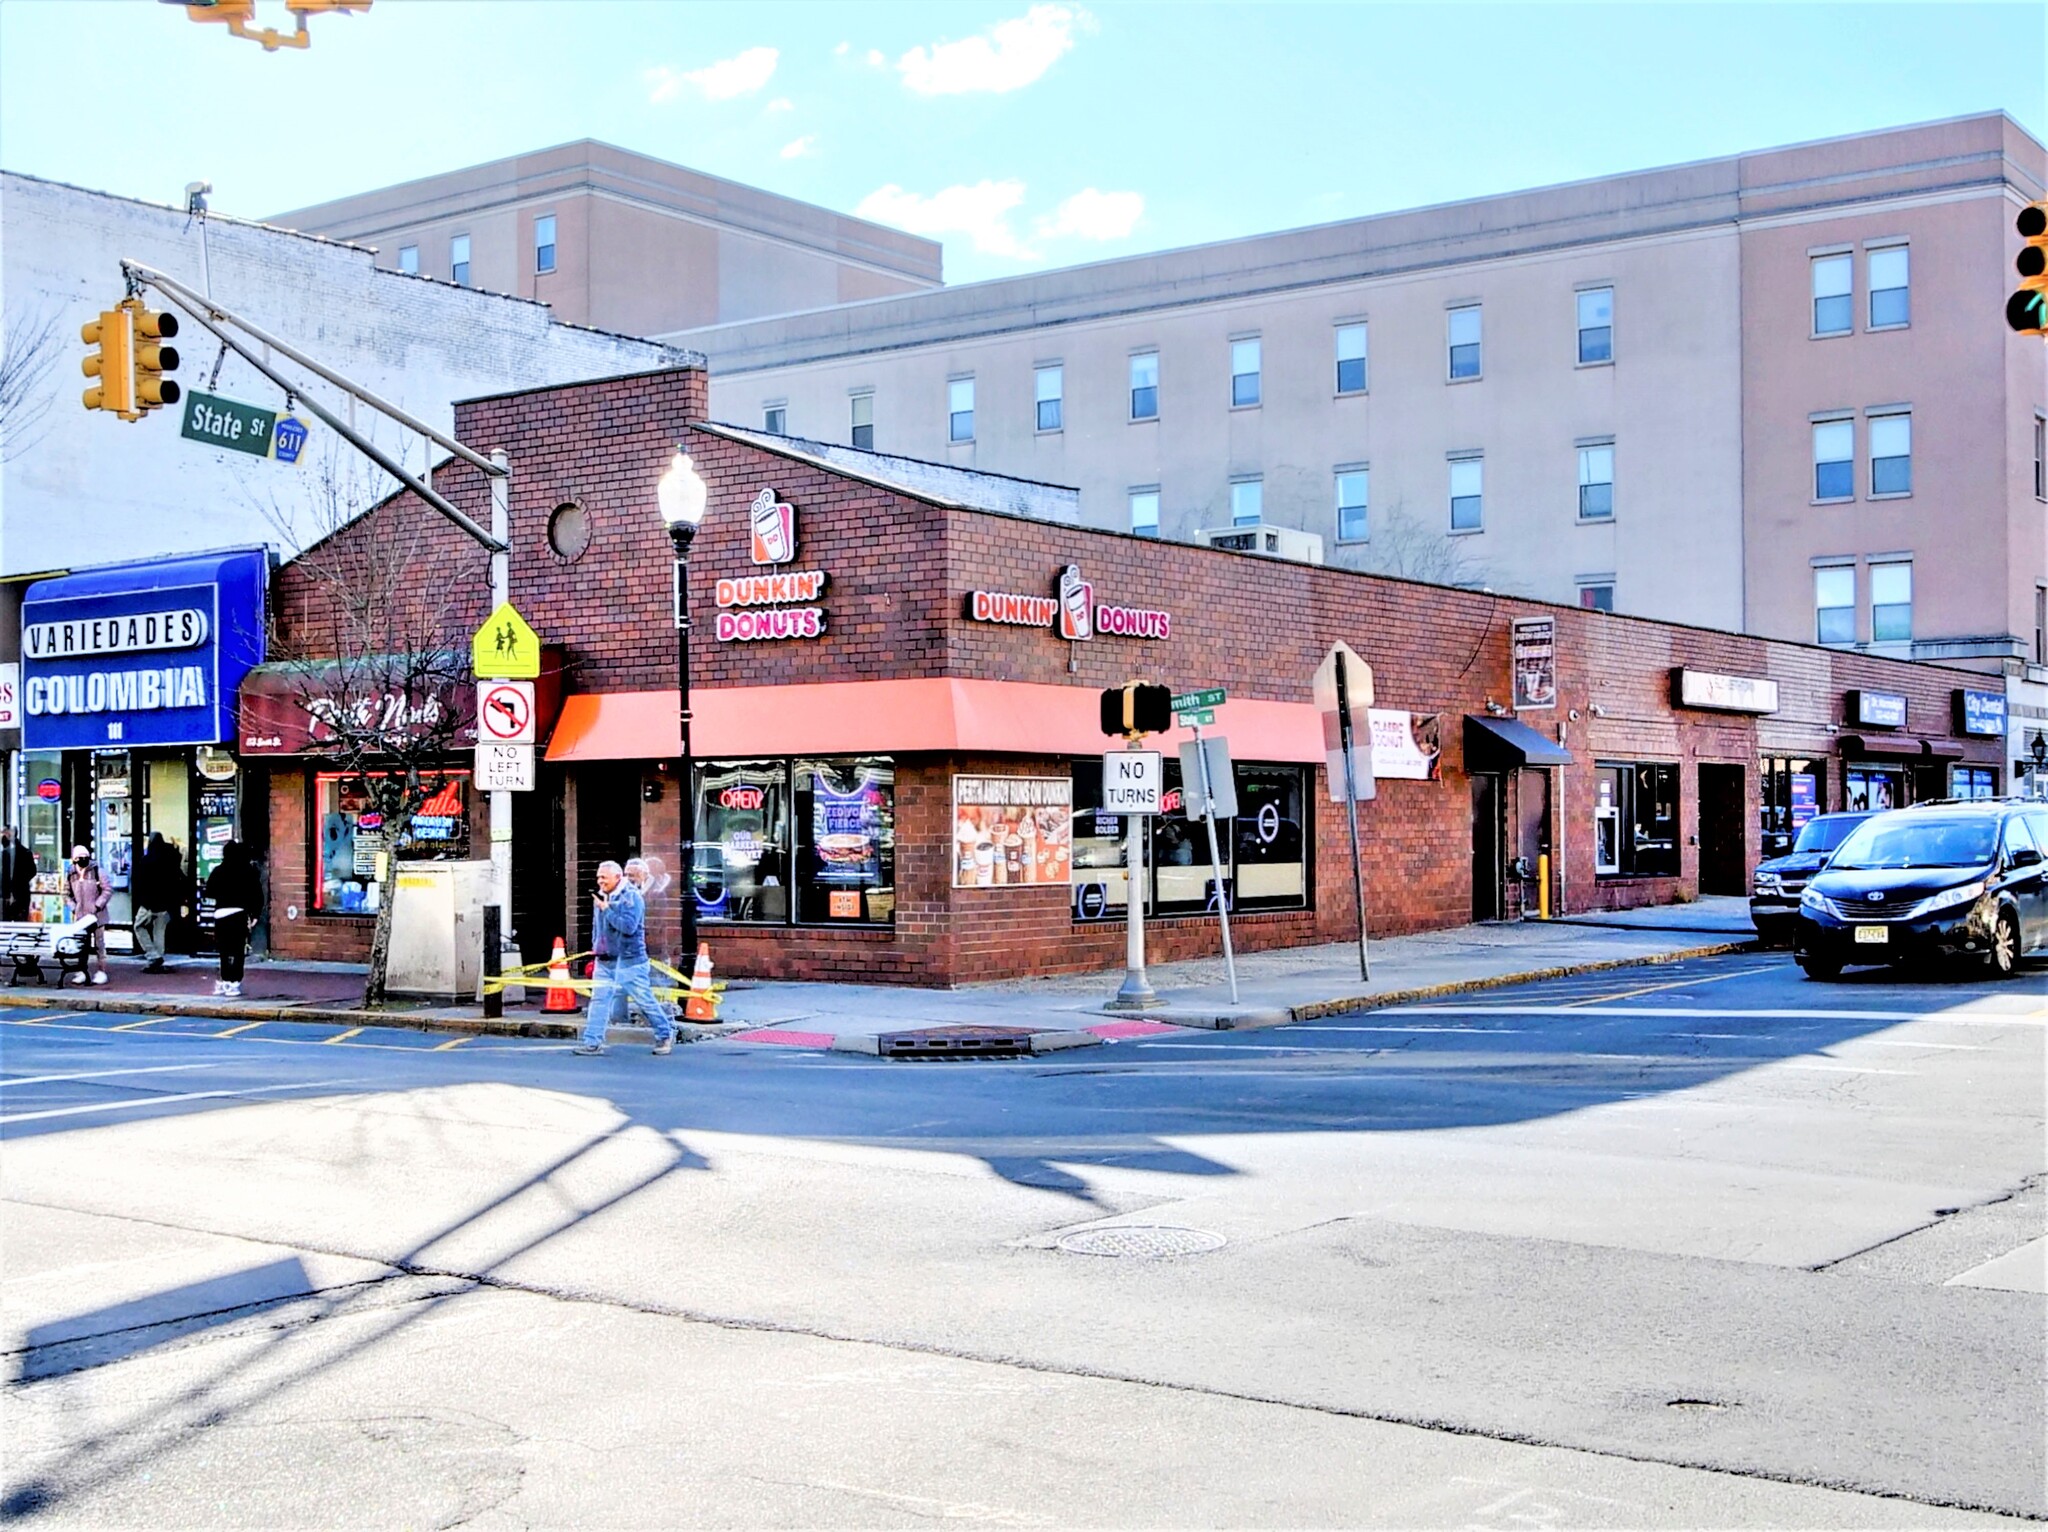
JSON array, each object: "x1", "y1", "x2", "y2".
[
  {"x1": 0, "y1": 1077, "x2": 361, "y2": 1125},
  {"x1": 0, "y1": 1063, "x2": 216, "y2": 1090}
]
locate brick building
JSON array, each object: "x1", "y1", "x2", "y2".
[{"x1": 248, "y1": 365, "x2": 2005, "y2": 984}]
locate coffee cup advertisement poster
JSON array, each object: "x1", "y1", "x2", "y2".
[{"x1": 952, "y1": 777, "x2": 1073, "y2": 889}]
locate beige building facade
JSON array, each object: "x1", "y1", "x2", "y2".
[{"x1": 268, "y1": 140, "x2": 943, "y2": 335}]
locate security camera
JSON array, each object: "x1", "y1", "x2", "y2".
[{"x1": 185, "y1": 180, "x2": 212, "y2": 215}]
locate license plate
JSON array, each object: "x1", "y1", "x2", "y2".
[{"x1": 1854, "y1": 925, "x2": 1889, "y2": 944}]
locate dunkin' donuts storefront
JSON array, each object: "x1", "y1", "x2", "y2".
[{"x1": 259, "y1": 365, "x2": 2005, "y2": 985}]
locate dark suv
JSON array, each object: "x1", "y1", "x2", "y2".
[
  {"x1": 1750, "y1": 811, "x2": 1873, "y2": 946},
  {"x1": 1795, "y1": 799, "x2": 2048, "y2": 979}
]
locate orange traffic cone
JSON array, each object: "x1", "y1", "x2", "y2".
[
  {"x1": 684, "y1": 942, "x2": 719, "y2": 1023},
  {"x1": 542, "y1": 937, "x2": 580, "y2": 1013}
]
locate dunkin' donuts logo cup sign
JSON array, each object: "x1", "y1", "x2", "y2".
[
  {"x1": 1058, "y1": 565, "x2": 1093, "y2": 641},
  {"x1": 750, "y1": 488, "x2": 796, "y2": 566}
]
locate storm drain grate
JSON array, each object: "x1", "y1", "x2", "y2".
[
  {"x1": 878, "y1": 1025, "x2": 1034, "y2": 1060},
  {"x1": 1057, "y1": 1225, "x2": 1228, "y2": 1259}
]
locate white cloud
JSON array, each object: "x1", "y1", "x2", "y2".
[
  {"x1": 865, "y1": 48, "x2": 886, "y2": 67},
  {"x1": 647, "y1": 45, "x2": 779, "y2": 104},
  {"x1": 834, "y1": 41, "x2": 850, "y2": 56},
  {"x1": 895, "y1": 5, "x2": 1087, "y2": 95},
  {"x1": 781, "y1": 135, "x2": 819, "y2": 160},
  {"x1": 767, "y1": 96, "x2": 794, "y2": 112},
  {"x1": 1035, "y1": 187, "x2": 1142, "y2": 242},
  {"x1": 855, "y1": 180, "x2": 1035, "y2": 260}
]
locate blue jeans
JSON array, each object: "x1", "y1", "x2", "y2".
[{"x1": 581, "y1": 958, "x2": 674, "y2": 1048}]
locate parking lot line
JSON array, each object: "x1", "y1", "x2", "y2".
[
  {"x1": 322, "y1": 1027, "x2": 366, "y2": 1044},
  {"x1": 0, "y1": 1063, "x2": 217, "y2": 1090}
]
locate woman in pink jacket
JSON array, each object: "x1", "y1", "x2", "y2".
[{"x1": 64, "y1": 846, "x2": 111, "y2": 986}]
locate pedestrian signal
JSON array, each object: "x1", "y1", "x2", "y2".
[
  {"x1": 2009, "y1": 202, "x2": 2048, "y2": 336},
  {"x1": 1100, "y1": 682, "x2": 1173, "y2": 738},
  {"x1": 81, "y1": 307, "x2": 135, "y2": 417},
  {"x1": 130, "y1": 306, "x2": 181, "y2": 412}
]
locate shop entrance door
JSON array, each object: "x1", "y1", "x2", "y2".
[
  {"x1": 1514, "y1": 768, "x2": 1551, "y2": 916},
  {"x1": 1471, "y1": 773, "x2": 1506, "y2": 922},
  {"x1": 1697, "y1": 763, "x2": 1746, "y2": 896},
  {"x1": 572, "y1": 764, "x2": 641, "y2": 956}
]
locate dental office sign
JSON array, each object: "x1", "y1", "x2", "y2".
[{"x1": 19, "y1": 550, "x2": 266, "y2": 750}]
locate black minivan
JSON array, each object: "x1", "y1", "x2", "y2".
[{"x1": 1794, "y1": 799, "x2": 2048, "y2": 979}]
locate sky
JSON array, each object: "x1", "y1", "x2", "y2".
[{"x1": 1, "y1": 1, "x2": 2042, "y2": 286}]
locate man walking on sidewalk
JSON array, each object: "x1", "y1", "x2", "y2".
[
  {"x1": 572, "y1": 860, "x2": 675, "y2": 1057},
  {"x1": 133, "y1": 832, "x2": 185, "y2": 973}
]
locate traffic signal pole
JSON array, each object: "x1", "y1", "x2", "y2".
[{"x1": 1115, "y1": 732, "x2": 1157, "y2": 1010}]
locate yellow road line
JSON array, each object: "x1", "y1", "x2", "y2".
[
  {"x1": 213, "y1": 1021, "x2": 269, "y2": 1037},
  {"x1": 1564, "y1": 964, "x2": 1783, "y2": 1008},
  {"x1": 430, "y1": 1035, "x2": 472, "y2": 1051},
  {"x1": 108, "y1": 1017, "x2": 168, "y2": 1031},
  {"x1": 322, "y1": 1027, "x2": 366, "y2": 1045}
]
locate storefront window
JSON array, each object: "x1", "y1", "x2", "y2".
[
  {"x1": 694, "y1": 760, "x2": 791, "y2": 923},
  {"x1": 1760, "y1": 756, "x2": 1822, "y2": 858},
  {"x1": 1949, "y1": 765, "x2": 1998, "y2": 800},
  {"x1": 313, "y1": 770, "x2": 472, "y2": 915},
  {"x1": 94, "y1": 752, "x2": 135, "y2": 932},
  {"x1": 1071, "y1": 758, "x2": 1310, "y2": 921},
  {"x1": 1845, "y1": 765, "x2": 1902, "y2": 814},
  {"x1": 793, "y1": 757, "x2": 895, "y2": 925},
  {"x1": 1593, "y1": 761, "x2": 1680, "y2": 878}
]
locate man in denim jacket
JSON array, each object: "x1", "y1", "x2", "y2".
[{"x1": 572, "y1": 860, "x2": 676, "y2": 1057}]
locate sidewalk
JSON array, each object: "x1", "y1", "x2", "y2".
[{"x1": 0, "y1": 903, "x2": 1759, "y2": 1052}]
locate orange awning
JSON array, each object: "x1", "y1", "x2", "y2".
[{"x1": 544, "y1": 679, "x2": 1323, "y2": 764}]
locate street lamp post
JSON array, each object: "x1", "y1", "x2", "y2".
[{"x1": 657, "y1": 450, "x2": 708, "y2": 972}]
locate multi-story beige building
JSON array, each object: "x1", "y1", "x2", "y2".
[
  {"x1": 267, "y1": 139, "x2": 943, "y2": 335},
  {"x1": 670, "y1": 114, "x2": 2044, "y2": 690}
]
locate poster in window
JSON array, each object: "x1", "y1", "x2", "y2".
[
  {"x1": 1511, "y1": 618, "x2": 1557, "y2": 710},
  {"x1": 1789, "y1": 773, "x2": 1818, "y2": 832},
  {"x1": 952, "y1": 776, "x2": 1073, "y2": 888}
]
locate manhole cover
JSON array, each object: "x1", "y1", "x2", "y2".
[
  {"x1": 879, "y1": 1025, "x2": 1034, "y2": 1060},
  {"x1": 1056, "y1": 1225, "x2": 1227, "y2": 1259}
]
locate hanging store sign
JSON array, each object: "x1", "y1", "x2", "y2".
[
  {"x1": 1956, "y1": 689, "x2": 2007, "y2": 738},
  {"x1": 0, "y1": 663, "x2": 16, "y2": 731},
  {"x1": 238, "y1": 660, "x2": 478, "y2": 755},
  {"x1": 1847, "y1": 689, "x2": 1908, "y2": 729},
  {"x1": 1674, "y1": 668, "x2": 1781, "y2": 715},
  {"x1": 964, "y1": 563, "x2": 1170, "y2": 642}
]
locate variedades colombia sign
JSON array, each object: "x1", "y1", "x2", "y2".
[
  {"x1": 19, "y1": 549, "x2": 267, "y2": 749},
  {"x1": 966, "y1": 563, "x2": 1171, "y2": 641}
]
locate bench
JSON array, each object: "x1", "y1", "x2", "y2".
[{"x1": 0, "y1": 920, "x2": 96, "y2": 986}]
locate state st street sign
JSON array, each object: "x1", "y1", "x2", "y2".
[{"x1": 181, "y1": 391, "x2": 277, "y2": 458}]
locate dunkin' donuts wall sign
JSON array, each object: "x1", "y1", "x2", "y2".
[
  {"x1": 965, "y1": 563, "x2": 1171, "y2": 641},
  {"x1": 715, "y1": 489, "x2": 828, "y2": 641}
]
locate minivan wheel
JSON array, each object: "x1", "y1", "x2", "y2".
[
  {"x1": 1986, "y1": 911, "x2": 2020, "y2": 979},
  {"x1": 1798, "y1": 953, "x2": 1843, "y2": 981}
]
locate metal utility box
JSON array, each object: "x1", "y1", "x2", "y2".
[{"x1": 385, "y1": 860, "x2": 493, "y2": 999}]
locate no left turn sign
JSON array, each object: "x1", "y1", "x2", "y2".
[{"x1": 478, "y1": 681, "x2": 536, "y2": 745}]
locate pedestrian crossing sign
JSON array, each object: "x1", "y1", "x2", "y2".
[{"x1": 473, "y1": 602, "x2": 541, "y2": 679}]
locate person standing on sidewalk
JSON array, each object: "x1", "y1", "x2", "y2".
[
  {"x1": 64, "y1": 847, "x2": 111, "y2": 986},
  {"x1": 204, "y1": 841, "x2": 258, "y2": 999},
  {"x1": 572, "y1": 860, "x2": 675, "y2": 1057},
  {"x1": 623, "y1": 856, "x2": 679, "y2": 1033},
  {"x1": 0, "y1": 829, "x2": 35, "y2": 923},
  {"x1": 133, "y1": 832, "x2": 185, "y2": 973}
]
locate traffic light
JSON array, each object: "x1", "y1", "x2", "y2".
[
  {"x1": 129, "y1": 304, "x2": 181, "y2": 413},
  {"x1": 80, "y1": 307, "x2": 135, "y2": 417},
  {"x1": 2009, "y1": 202, "x2": 2048, "y2": 337},
  {"x1": 1099, "y1": 682, "x2": 1172, "y2": 737}
]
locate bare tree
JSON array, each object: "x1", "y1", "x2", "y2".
[
  {"x1": 263, "y1": 447, "x2": 487, "y2": 1005},
  {"x1": 0, "y1": 304, "x2": 61, "y2": 463},
  {"x1": 1350, "y1": 502, "x2": 1492, "y2": 590}
]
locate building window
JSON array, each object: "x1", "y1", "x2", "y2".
[
  {"x1": 1449, "y1": 457, "x2": 1483, "y2": 531},
  {"x1": 1576, "y1": 287, "x2": 1613, "y2": 364},
  {"x1": 450, "y1": 234, "x2": 471, "y2": 286},
  {"x1": 1870, "y1": 561, "x2": 1912, "y2": 644},
  {"x1": 1230, "y1": 338, "x2": 1261, "y2": 407},
  {"x1": 691, "y1": 757, "x2": 895, "y2": 926},
  {"x1": 763, "y1": 404, "x2": 787, "y2": 434},
  {"x1": 1813, "y1": 419, "x2": 1854, "y2": 500},
  {"x1": 1869, "y1": 413, "x2": 1911, "y2": 496},
  {"x1": 1230, "y1": 477, "x2": 1263, "y2": 527},
  {"x1": 1592, "y1": 762, "x2": 1680, "y2": 878},
  {"x1": 1129, "y1": 352, "x2": 1158, "y2": 421},
  {"x1": 1035, "y1": 365, "x2": 1063, "y2": 432},
  {"x1": 1577, "y1": 444, "x2": 1614, "y2": 520},
  {"x1": 534, "y1": 214, "x2": 557, "y2": 275},
  {"x1": 2035, "y1": 583, "x2": 2046, "y2": 665},
  {"x1": 948, "y1": 377, "x2": 975, "y2": 442},
  {"x1": 1130, "y1": 488, "x2": 1160, "y2": 538},
  {"x1": 849, "y1": 392, "x2": 874, "y2": 451},
  {"x1": 1335, "y1": 468, "x2": 1368, "y2": 542},
  {"x1": 1815, "y1": 565, "x2": 1856, "y2": 645},
  {"x1": 694, "y1": 761, "x2": 791, "y2": 925},
  {"x1": 2036, "y1": 415, "x2": 2046, "y2": 500},
  {"x1": 1448, "y1": 306, "x2": 1482, "y2": 380},
  {"x1": 1071, "y1": 758, "x2": 1309, "y2": 920},
  {"x1": 1335, "y1": 323, "x2": 1367, "y2": 394},
  {"x1": 314, "y1": 771, "x2": 472, "y2": 914},
  {"x1": 1579, "y1": 581, "x2": 1615, "y2": 612},
  {"x1": 1811, "y1": 253, "x2": 1851, "y2": 336},
  {"x1": 1950, "y1": 765, "x2": 1999, "y2": 800},
  {"x1": 397, "y1": 244, "x2": 419, "y2": 275},
  {"x1": 1868, "y1": 245, "x2": 1908, "y2": 328}
]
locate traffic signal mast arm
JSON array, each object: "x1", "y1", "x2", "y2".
[{"x1": 118, "y1": 259, "x2": 507, "y2": 553}]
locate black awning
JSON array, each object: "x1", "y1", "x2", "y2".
[
  {"x1": 1841, "y1": 734, "x2": 1967, "y2": 760},
  {"x1": 1465, "y1": 714, "x2": 1574, "y2": 771}
]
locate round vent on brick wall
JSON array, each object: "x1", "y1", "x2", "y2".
[{"x1": 548, "y1": 501, "x2": 592, "y2": 563}]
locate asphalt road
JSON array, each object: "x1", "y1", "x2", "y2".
[{"x1": 2, "y1": 953, "x2": 2042, "y2": 1528}]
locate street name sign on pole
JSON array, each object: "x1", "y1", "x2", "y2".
[
  {"x1": 1313, "y1": 641, "x2": 1375, "y2": 981},
  {"x1": 1179, "y1": 729, "x2": 1240, "y2": 1003},
  {"x1": 181, "y1": 391, "x2": 277, "y2": 458}
]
